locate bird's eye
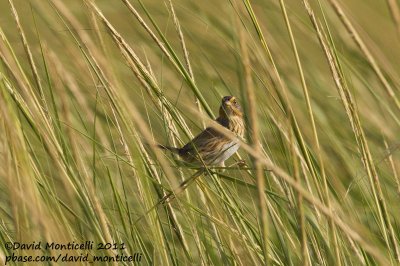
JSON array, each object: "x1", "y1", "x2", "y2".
[{"x1": 233, "y1": 99, "x2": 237, "y2": 104}]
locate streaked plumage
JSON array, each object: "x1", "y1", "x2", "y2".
[{"x1": 159, "y1": 96, "x2": 244, "y2": 167}]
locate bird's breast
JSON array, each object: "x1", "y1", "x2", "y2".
[{"x1": 228, "y1": 116, "x2": 245, "y2": 138}]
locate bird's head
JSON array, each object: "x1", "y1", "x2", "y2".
[{"x1": 219, "y1": 96, "x2": 243, "y2": 118}]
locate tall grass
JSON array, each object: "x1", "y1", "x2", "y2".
[{"x1": 0, "y1": 0, "x2": 399, "y2": 265}]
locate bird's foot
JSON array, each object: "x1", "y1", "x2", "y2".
[{"x1": 228, "y1": 159, "x2": 247, "y2": 168}]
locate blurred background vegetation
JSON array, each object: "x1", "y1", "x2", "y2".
[{"x1": 1, "y1": 0, "x2": 400, "y2": 265}]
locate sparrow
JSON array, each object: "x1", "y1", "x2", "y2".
[{"x1": 158, "y1": 96, "x2": 244, "y2": 168}]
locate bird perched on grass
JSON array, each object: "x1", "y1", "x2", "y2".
[
  {"x1": 134, "y1": 96, "x2": 245, "y2": 215},
  {"x1": 158, "y1": 96, "x2": 245, "y2": 168}
]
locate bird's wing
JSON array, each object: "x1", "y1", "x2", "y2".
[
  {"x1": 180, "y1": 126, "x2": 223, "y2": 154},
  {"x1": 179, "y1": 126, "x2": 235, "y2": 166}
]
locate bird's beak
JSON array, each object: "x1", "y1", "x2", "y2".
[{"x1": 224, "y1": 101, "x2": 232, "y2": 106}]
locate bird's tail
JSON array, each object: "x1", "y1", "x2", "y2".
[{"x1": 157, "y1": 144, "x2": 180, "y2": 154}]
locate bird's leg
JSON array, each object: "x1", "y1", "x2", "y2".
[{"x1": 218, "y1": 161, "x2": 226, "y2": 172}]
